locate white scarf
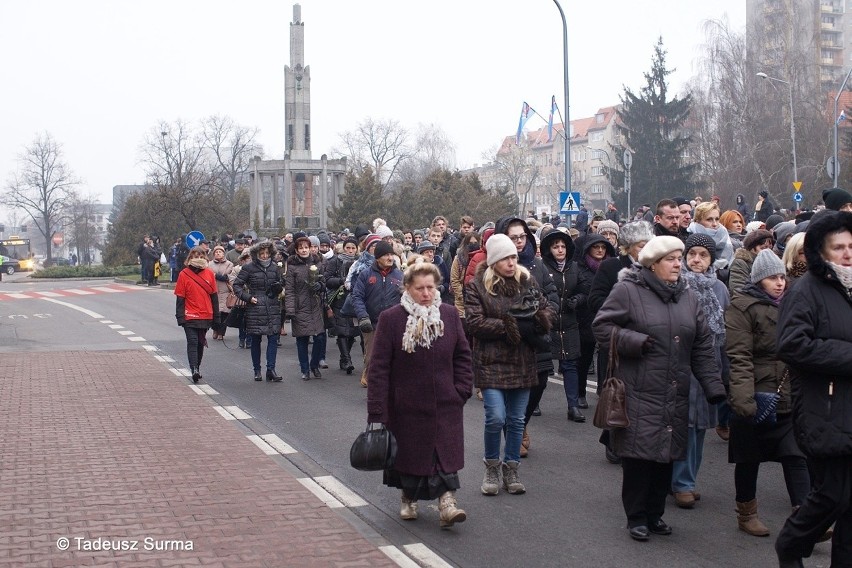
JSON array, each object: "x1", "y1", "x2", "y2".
[
  {"x1": 400, "y1": 291, "x2": 444, "y2": 353},
  {"x1": 828, "y1": 261, "x2": 852, "y2": 290}
]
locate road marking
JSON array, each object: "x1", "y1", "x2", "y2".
[
  {"x1": 34, "y1": 291, "x2": 62, "y2": 297},
  {"x1": 100, "y1": 320, "x2": 114, "y2": 324},
  {"x1": 116, "y1": 284, "x2": 142, "y2": 290},
  {"x1": 169, "y1": 368, "x2": 184, "y2": 377},
  {"x1": 142, "y1": 345, "x2": 158, "y2": 351},
  {"x1": 196, "y1": 384, "x2": 218, "y2": 395},
  {"x1": 127, "y1": 336, "x2": 146, "y2": 342},
  {"x1": 175, "y1": 368, "x2": 191, "y2": 376},
  {"x1": 5, "y1": 293, "x2": 31, "y2": 299},
  {"x1": 379, "y1": 546, "x2": 421, "y2": 568},
  {"x1": 247, "y1": 435, "x2": 278, "y2": 455},
  {"x1": 64, "y1": 289, "x2": 94, "y2": 295},
  {"x1": 40, "y1": 298, "x2": 104, "y2": 319},
  {"x1": 297, "y1": 478, "x2": 344, "y2": 508},
  {"x1": 213, "y1": 406, "x2": 236, "y2": 420},
  {"x1": 153, "y1": 354, "x2": 175, "y2": 363},
  {"x1": 90, "y1": 286, "x2": 122, "y2": 293},
  {"x1": 224, "y1": 405, "x2": 251, "y2": 420},
  {"x1": 402, "y1": 544, "x2": 453, "y2": 568},
  {"x1": 117, "y1": 330, "x2": 134, "y2": 336},
  {"x1": 548, "y1": 376, "x2": 599, "y2": 393},
  {"x1": 109, "y1": 324, "x2": 124, "y2": 329},
  {"x1": 314, "y1": 475, "x2": 367, "y2": 507},
  {"x1": 259, "y1": 434, "x2": 296, "y2": 454}
]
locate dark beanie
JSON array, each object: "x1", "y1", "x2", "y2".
[
  {"x1": 742, "y1": 229, "x2": 774, "y2": 251},
  {"x1": 354, "y1": 224, "x2": 370, "y2": 240},
  {"x1": 765, "y1": 214, "x2": 785, "y2": 231},
  {"x1": 684, "y1": 233, "x2": 717, "y2": 263},
  {"x1": 373, "y1": 241, "x2": 395, "y2": 259},
  {"x1": 673, "y1": 196, "x2": 691, "y2": 207},
  {"x1": 822, "y1": 187, "x2": 852, "y2": 211}
]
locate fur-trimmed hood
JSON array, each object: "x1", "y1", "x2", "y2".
[
  {"x1": 804, "y1": 211, "x2": 852, "y2": 282},
  {"x1": 248, "y1": 241, "x2": 276, "y2": 261},
  {"x1": 495, "y1": 215, "x2": 537, "y2": 255},
  {"x1": 617, "y1": 264, "x2": 687, "y2": 303},
  {"x1": 540, "y1": 229, "x2": 575, "y2": 265}
]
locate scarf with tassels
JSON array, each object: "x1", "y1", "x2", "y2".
[{"x1": 400, "y1": 291, "x2": 444, "y2": 353}]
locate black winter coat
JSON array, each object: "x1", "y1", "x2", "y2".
[
  {"x1": 576, "y1": 234, "x2": 616, "y2": 337},
  {"x1": 588, "y1": 255, "x2": 634, "y2": 315},
  {"x1": 777, "y1": 212, "x2": 852, "y2": 458},
  {"x1": 233, "y1": 243, "x2": 283, "y2": 336},
  {"x1": 323, "y1": 254, "x2": 359, "y2": 338},
  {"x1": 540, "y1": 231, "x2": 582, "y2": 360},
  {"x1": 284, "y1": 253, "x2": 325, "y2": 337}
]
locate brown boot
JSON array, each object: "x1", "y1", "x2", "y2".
[
  {"x1": 438, "y1": 491, "x2": 466, "y2": 529},
  {"x1": 520, "y1": 427, "x2": 530, "y2": 458},
  {"x1": 736, "y1": 499, "x2": 770, "y2": 536}
]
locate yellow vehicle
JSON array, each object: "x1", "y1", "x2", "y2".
[{"x1": 0, "y1": 236, "x2": 34, "y2": 274}]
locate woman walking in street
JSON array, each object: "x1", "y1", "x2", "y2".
[
  {"x1": 592, "y1": 236, "x2": 726, "y2": 542},
  {"x1": 209, "y1": 245, "x2": 234, "y2": 340},
  {"x1": 285, "y1": 235, "x2": 327, "y2": 380},
  {"x1": 174, "y1": 246, "x2": 219, "y2": 383},
  {"x1": 465, "y1": 234, "x2": 553, "y2": 496},
  {"x1": 233, "y1": 241, "x2": 284, "y2": 382},
  {"x1": 368, "y1": 261, "x2": 474, "y2": 529},
  {"x1": 324, "y1": 237, "x2": 360, "y2": 374}
]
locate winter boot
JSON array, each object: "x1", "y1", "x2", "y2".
[
  {"x1": 520, "y1": 428, "x2": 530, "y2": 458},
  {"x1": 399, "y1": 492, "x2": 418, "y2": 520},
  {"x1": 501, "y1": 461, "x2": 526, "y2": 494},
  {"x1": 438, "y1": 491, "x2": 467, "y2": 529},
  {"x1": 190, "y1": 367, "x2": 201, "y2": 383},
  {"x1": 736, "y1": 499, "x2": 770, "y2": 536},
  {"x1": 481, "y1": 459, "x2": 501, "y2": 495}
]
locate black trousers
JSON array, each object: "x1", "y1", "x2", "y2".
[
  {"x1": 577, "y1": 335, "x2": 596, "y2": 396},
  {"x1": 621, "y1": 458, "x2": 673, "y2": 528},
  {"x1": 524, "y1": 370, "x2": 550, "y2": 425},
  {"x1": 776, "y1": 456, "x2": 852, "y2": 564},
  {"x1": 183, "y1": 326, "x2": 207, "y2": 369}
]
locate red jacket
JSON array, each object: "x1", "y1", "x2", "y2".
[{"x1": 174, "y1": 267, "x2": 218, "y2": 325}]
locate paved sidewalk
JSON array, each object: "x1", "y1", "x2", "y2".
[{"x1": 0, "y1": 350, "x2": 395, "y2": 568}]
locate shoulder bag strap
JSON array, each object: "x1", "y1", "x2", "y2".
[{"x1": 608, "y1": 328, "x2": 620, "y2": 377}]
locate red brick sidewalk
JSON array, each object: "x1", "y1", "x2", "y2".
[{"x1": 0, "y1": 350, "x2": 395, "y2": 567}]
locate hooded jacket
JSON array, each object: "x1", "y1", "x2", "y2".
[
  {"x1": 777, "y1": 211, "x2": 852, "y2": 458},
  {"x1": 736, "y1": 194, "x2": 750, "y2": 221},
  {"x1": 284, "y1": 251, "x2": 326, "y2": 337},
  {"x1": 576, "y1": 234, "x2": 616, "y2": 331},
  {"x1": 233, "y1": 242, "x2": 283, "y2": 336},
  {"x1": 592, "y1": 266, "x2": 726, "y2": 462},
  {"x1": 541, "y1": 230, "x2": 582, "y2": 360}
]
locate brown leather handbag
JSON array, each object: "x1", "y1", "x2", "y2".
[{"x1": 593, "y1": 330, "x2": 630, "y2": 429}]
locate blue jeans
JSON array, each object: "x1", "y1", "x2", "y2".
[
  {"x1": 482, "y1": 388, "x2": 530, "y2": 462},
  {"x1": 716, "y1": 400, "x2": 731, "y2": 427},
  {"x1": 249, "y1": 334, "x2": 278, "y2": 372},
  {"x1": 671, "y1": 426, "x2": 706, "y2": 492},
  {"x1": 316, "y1": 331, "x2": 327, "y2": 361},
  {"x1": 560, "y1": 358, "x2": 580, "y2": 407},
  {"x1": 296, "y1": 334, "x2": 323, "y2": 373}
]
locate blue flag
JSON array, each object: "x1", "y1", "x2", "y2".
[
  {"x1": 547, "y1": 96, "x2": 557, "y2": 142},
  {"x1": 516, "y1": 102, "x2": 533, "y2": 144}
]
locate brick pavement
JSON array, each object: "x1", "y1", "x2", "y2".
[{"x1": 0, "y1": 350, "x2": 396, "y2": 567}]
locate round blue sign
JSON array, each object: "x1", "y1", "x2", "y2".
[
  {"x1": 793, "y1": 192, "x2": 803, "y2": 203},
  {"x1": 185, "y1": 231, "x2": 205, "y2": 248}
]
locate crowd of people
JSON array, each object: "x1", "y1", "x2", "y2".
[{"x1": 165, "y1": 188, "x2": 852, "y2": 565}]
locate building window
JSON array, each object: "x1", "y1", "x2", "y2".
[
  {"x1": 590, "y1": 131, "x2": 604, "y2": 142},
  {"x1": 591, "y1": 166, "x2": 605, "y2": 177},
  {"x1": 591, "y1": 184, "x2": 604, "y2": 194},
  {"x1": 595, "y1": 113, "x2": 605, "y2": 124}
]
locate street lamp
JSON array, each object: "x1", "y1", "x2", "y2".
[
  {"x1": 553, "y1": 0, "x2": 571, "y2": 220},
  {"x1": 833, "y1": 67, "x2": 852, "y2": 187},
  {"x1": 756, "y1": 72, "x2": 798, "y2": 192}
]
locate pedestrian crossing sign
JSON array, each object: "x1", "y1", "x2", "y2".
[{"x1": 560, "y1": 191, "x2": 581, "y2": 214}]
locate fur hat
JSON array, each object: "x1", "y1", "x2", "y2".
[
  {"x1": 596, "y1": 220, "x2": 620, "y2": 237},
  {"x1": 373, "y1": 241, "x2": 395, "y2": 259},
  {"x1": 362, "y1": 234, "x2": 382, "y2": 251},
  {"x1": 742, "y1": 229, "x2": 774, "y2": 251},
  {"x1": 758, "y1": 190, "x2": 769, "y2": 198},
  {"x1": 751, "y1": 249, "x2": 786, "y2": 283},
  {"x1": 745, "y1": 221, "x2": 765, "y2": 234},
  {"x1": 638, "y1": 236, "x2": 684, "y2": 268},
  {"x1": 486, "y1": 233, "x2": 518, "y2": 267},
  {"x1": 212, "y1": 244, "x2": 226, "y2": 255},
  {"x1": 374, "y1": 225, "x2": 394, "y2": 239},
  {"x1": 822, "y1": 187, "x2": 852, "y2": 211},
  {"x1": 618, "y1": 220, "x2": 655, "y2": 248},
  {"x1": 684, "y1": 233, "x2": 717, "y2": 263}
]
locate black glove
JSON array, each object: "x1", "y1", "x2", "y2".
[
  {"x1": 515, "y1": 318, "x2": 538, "y2": 340},
  {"x1": 267, "y1": 282, "x2": 283, "y2": 298},
  {"x1": 215, "y1": 273, "x2": 229, "y2": 282},
  {"x1": 642, "y1": 336, "x2": 655, "y2": 353},
  {"x1": 310, "y1": 281, "x2": 324, "y2": 294},
  {"x1": 359, "y1": 317, "x2": 374, "y2": 333}
]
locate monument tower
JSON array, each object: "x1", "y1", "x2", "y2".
[{"x1": 249, "y1": 3, "x2": 346, "y2": 231}]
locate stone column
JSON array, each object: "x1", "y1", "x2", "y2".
[
  {"x1": 271, "y1": 173, "x2": 279, "y2": 229},
  {"x1": 320, "y1": 157, "x2": 328, "y2": 228},
  {"x1": 283, "y1": 158, "x2": 292, "y2": 229}
]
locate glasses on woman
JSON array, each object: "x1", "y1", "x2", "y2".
[{"x1": 508, "y1": 234, "x2": 527, "y2": 243}]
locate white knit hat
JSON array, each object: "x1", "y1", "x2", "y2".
[
  {"x1": 638, "y1": 236, "x2": 684, "y2": 268},
  {"x1": 374, "y1": 225, "x2": 394, "y2": 238},
  {"x1": 486, "y1": 233, "x2": 518, "y2": 266}
]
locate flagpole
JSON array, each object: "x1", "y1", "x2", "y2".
[
  {"x1": 553, "y1": 0, "x2": 571, "y2": 222},
  {"x1": 834, "y1": 67, "x2": 852, "y2": 187}
]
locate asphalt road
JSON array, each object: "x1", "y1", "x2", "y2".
[{"x1": 0, "y1": 277, "x2": 833, "y2": 568}]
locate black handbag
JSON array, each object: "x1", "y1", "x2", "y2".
[
  {"x1": 225, "y1": 306, "x2": 246, "y2": 329},
  {"x1": 752, "y1": 369, "x2": 788, "y2": 425},
  {"x1": 349, "y1": 423, "x2": 397, "y2": 471},
  {"x1": 508, "y1": 288, "x2": 551, "y2": 352}
]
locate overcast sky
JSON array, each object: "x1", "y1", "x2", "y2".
[{"x1": 0, "y1": 0, "x2": 745, "y2": 213}]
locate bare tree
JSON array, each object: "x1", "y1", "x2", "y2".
[
  {"x1": 2, "y1": 132, "x2": 78, "y2": 260},
  {"x1": 487, "y1": 141, "x2": 540, "y2": 217},
  {"x1": 393, "y1": 122, "x2": 458, "y2": 189},
  {"x1": 201, "y1": 115, "x2": 263, "y2": 199},
  {"x1": 332, "y1": 118, "x2": 411, "y2": 188},
  {"x1": 65, "y1": 192, "x2": 101, "y2": 265}
]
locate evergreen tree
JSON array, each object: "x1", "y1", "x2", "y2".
[
  {"x1": 327, "y1": 167, "x2": 384, "y2": 232},
  {"x1": 609, "y1": 38, "x2": 703, "y2": 211}
]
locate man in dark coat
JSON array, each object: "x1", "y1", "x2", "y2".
[
  {"x1": 653, "y1": 198, "x2": 689, "y2": 242},
  {"x1": 775, "y1": 211, "x2": 852, "y2": 567},
  {"x1": 754, "y1": 190, "x2": 775, "y2": 222}
]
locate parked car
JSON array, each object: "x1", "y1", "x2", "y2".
[
  {"x1": 43, "y1": 257, "x2": 71, "y2": 268},
  {"x1": 0, "y1": 255, "x2": 21, "y2": 275}
]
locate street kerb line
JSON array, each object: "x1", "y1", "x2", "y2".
[
  {"x1": 402, "y1": 543, "x2": 454, "y2": 568},
  {"x1": 40, "y1": 297, "x2": 104, "y2": 319},
  {"x1": 259, "y1": 434, "x2": 296, "y2": 454},
  {"x1": 247, "y1": 435, "x2": 278, "y2": 455},
  {"x1": 313, "y1": 475, "x2": 368, "y2": 507},
  {"x1": 296, "y1": 477, "x2": 345, "y2": 508},
  {"x1": 379, "y1": 546, "x2": 421, "y2": 568}
]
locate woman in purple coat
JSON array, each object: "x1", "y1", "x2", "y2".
[{"x1": 367, "y1": 261, "x2": 474, "y2": 529}]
